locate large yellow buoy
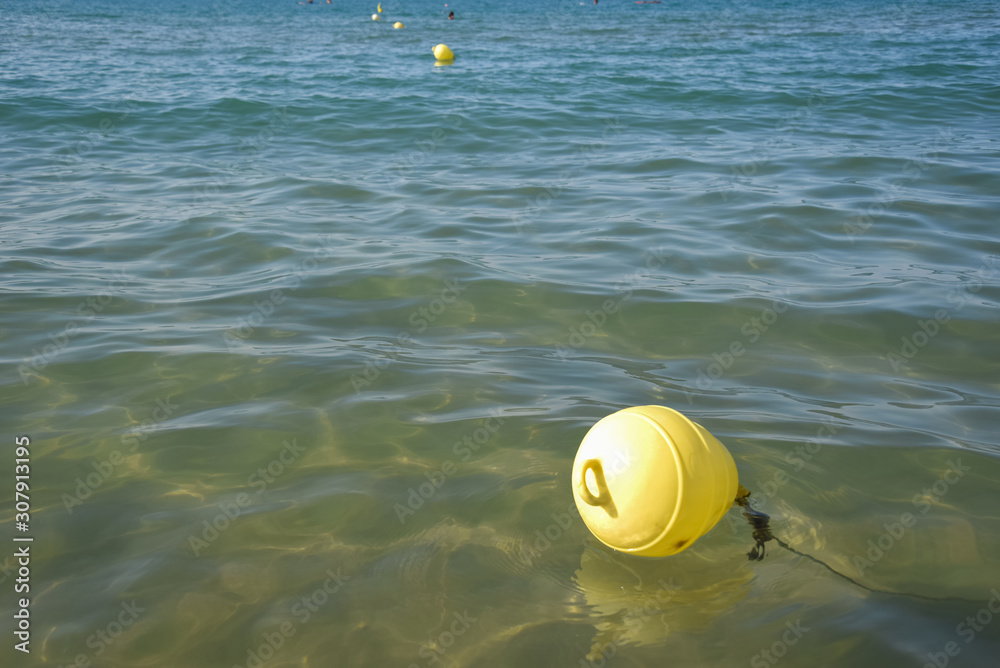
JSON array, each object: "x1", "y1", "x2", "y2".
[
  {"x1": 393, "y1": 21, "x2": 404, "y2": 28},
  {"x1": 372, "y1": 13, "x2": 380, "y2": 21},
  {"x1": 432, "y1": 43, "x2": 454, "y2": 62},
  {"x1": 572, "y1": 405, "x2": 739, "y2": 557}
]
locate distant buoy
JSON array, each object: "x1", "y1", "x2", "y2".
[
  {"x1": 377, "y1": 2, "x2": 382, "y2": 12},
  {"x1": 393, "y1": 21, "x2": 404, "y2": 28},
  {"x1": 572, "y1": 405, "x2": 739, "y2": 557},
  {"x1": 432, "y1": 43, "x2": 454, "y2": 61},
  {"x1": 372, "y1": 13, "x2": 380, "y2": 20}
]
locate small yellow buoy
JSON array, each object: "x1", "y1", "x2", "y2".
[
  {"x1": 571, "y1": 405, "x2": 739, "y2": 557},
  {"x1": 432, "y1": 43, "x2": 454, "y2": 62},
  {"x1": 377, "y1": 2, "x2": 382, "y2": 12},
  {"x1": 393, "y1": 21, "x2": 404, "y2": 28}
]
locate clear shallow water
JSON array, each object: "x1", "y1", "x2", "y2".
[{"x1": 2, "y1": 0, "x2": 1000, "y2": 666}]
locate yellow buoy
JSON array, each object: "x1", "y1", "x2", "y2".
[
  {"x1": 393, "y1": 21, "x2": 404, "y2": 28},
  {"x1": 572, "y1": 405, "x2": 739, "y2": 557},
  {"x1": 377, "y1": 2, "x2": 382, "y2": 12},
  {"x1": 432, "y1": 43, "x2": 454, "y2": 61},
  {"x1": 372, "y1": 13, "x2": 380, "y2": 20}
]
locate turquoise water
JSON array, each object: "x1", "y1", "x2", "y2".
[{"x1": 2, "y1": 0, "x2": 1000, "y2": 665}]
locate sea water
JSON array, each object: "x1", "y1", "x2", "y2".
[{"x1": 1, "y1": 0, "x2": 999, "y2": 666}]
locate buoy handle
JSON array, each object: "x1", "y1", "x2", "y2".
[{"x1": 579, "y1": 459, "x2": 612, "y2": 506}]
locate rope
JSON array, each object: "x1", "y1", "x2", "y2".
[{"x1": 735, "y1": 490, "x2": 974, "y2": 604}]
